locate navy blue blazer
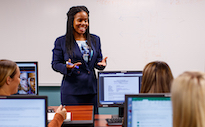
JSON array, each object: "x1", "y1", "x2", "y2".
[{"x1": 52, "y1": 34, "x2": 105, "y2": 95}]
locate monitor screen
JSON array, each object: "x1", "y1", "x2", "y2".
[
  {"x1": 98, "y1": 71, "x2": 142, "y2": 107},
  {"x1": 124, "y1": 94, "x2": 172, "y2": 127},
  {"x1": 16, "y1": 62, "x2": 38, "y2": 95},
  {"x1": 0, "y1": 95, "x2": 47, "y2": 127}
]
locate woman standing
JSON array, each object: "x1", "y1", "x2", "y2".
[{"x1": 52, "y1": 6, "x2": 107, "y2": 114}]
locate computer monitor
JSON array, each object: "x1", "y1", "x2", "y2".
[
  {"x1": 124, "y1": 93, "x2": 172, "y2": 127},
  {"x1": 0, "y1": 95, "x2": 47, "y2": 127},
  {"x1": 98, "y1": 71, "x2": 143, "y2": 117},
  {"x1": 16, "y1": 62, "x2": 38, "y2": 95}
]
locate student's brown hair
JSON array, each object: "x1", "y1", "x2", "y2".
[
  {"x1": 140, "y1": 61, "x2": 173, "y2": 93},
  {"x1": 0, "y1": 59, "x2": 17, "y2": 87}
]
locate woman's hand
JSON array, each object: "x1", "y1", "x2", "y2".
[
  {"x1": 66, "y1": 59, "x2": 82, "y2": 70},
  {"x1": 97, "y1": 57, "x2": 108, "y2": 66}
]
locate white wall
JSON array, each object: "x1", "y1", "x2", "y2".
[{"x1": 1, "y1": 0, "x2": 205, "y2": 86}]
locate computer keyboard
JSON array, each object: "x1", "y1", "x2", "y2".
[
  {"x1": 47, "y1": 109, "x2": 55, "y2": 113},
  {"x1": 106, "y1": 117, "x2": 123, "y2": 126}
]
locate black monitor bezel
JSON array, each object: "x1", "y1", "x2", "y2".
[
  {"x1": 0, "y1": 95, "x2": 48, "y2": 127},
  {"x1": 124, "y1": 93, "x2": 171, "y2": 127},
  {"x1": 97, "y1": 70, "x2": 143, "y2": 108},
  {"x1": 15, "y1": 61, "x2": 39, "y2": 95}
]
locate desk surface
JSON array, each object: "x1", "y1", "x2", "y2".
[
  {"x1": 95, "y1": 115, "x2": 122, "y2": 127},
  {"x1": 48, "y1": 106, "x2": 122, "y2": 127},
  {"x1": 49, "y1": 105, "x2": 94, "y2": 126},
  {"x1": 49, "y1": 105, "x2": 93, "y2": 121}
]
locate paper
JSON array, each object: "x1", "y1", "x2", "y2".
[{"x1": 48, "y1": 112, "x2": 71, "y2": 121}]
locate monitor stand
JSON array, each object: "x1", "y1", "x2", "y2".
[
  {"x1": 112, "y1": 107, "x2": 124, "y2": 118},
  {"x1": 107, "y1": 107, "x2": 124, "y2": 126}
]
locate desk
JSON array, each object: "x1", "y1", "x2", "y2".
[
  {"x1": 48, "y1": 106, "x2": 122, "y2": 127},
  {"x1": 94, "y1": 115, "x2": 122, "y2": 127},
  {"x1": 49, "y1": 105, "x2": 94, "y2": 127}
]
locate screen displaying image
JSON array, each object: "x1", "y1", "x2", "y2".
[
  {"x1": 16, "y1": 62, "x2": 38, "y2": 95},
  {"x1": 0, "y1": 96, "x2": 47, "y2": 127},
  {"x1": 98, "y1": 71, "x2": 142, "y2": 106},
  {"x1": 126, "y1": 95, "x2": 172, "y2": 127}
]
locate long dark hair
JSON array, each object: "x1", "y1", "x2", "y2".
[{"x1": 65, "y1": 6, "x2": 92, "y2": 56}]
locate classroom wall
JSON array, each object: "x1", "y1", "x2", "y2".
[
  {"x1": 39, "y1": 86, "x2": 118, "y2": 115},
  {"x1": 2, "y1": 0, "x2": 204, "y2": 115},
  {"x1": 39, "y1": 86, "x2": 61, "y2": 106},
  {"x1": 1, "y1": 0, "x2": 205, "y2": 86}
]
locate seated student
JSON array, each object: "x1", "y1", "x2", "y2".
[
  {"x1": 171, "y1": 71, "x2": 205, "y2": 127},
  {"x1": 122, "y1": 61, "x2": 174, "y2": 127},
  {"x1": 140, "y1": 61, "x2": 174, "y2": 93},
  {"x1": 0, "y1": 59, "x2": 66, "y2": 127}
]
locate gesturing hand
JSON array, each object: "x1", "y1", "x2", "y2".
[
  {"x1": 66, "y1": 59, "x2": 82, "y2": 69},
  {"x1": 97, "y1": 57, "x2": 108, "y2": 66}
]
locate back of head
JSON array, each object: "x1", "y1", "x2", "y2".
[
  {"x1": 0, "y1": 59, "x2": 17, "y2": 87},
  {"x1": 140, "y1": 61, "x2": 173, "y2": 93},
  {"x1": 172, "y1": 71, "x2": 205, "y2": 127}
]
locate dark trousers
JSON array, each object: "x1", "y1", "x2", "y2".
[{"x1": 61, "y1": 93, "x2": 98, "y2": 114}]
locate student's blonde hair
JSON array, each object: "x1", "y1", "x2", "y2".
[
  {"x1": 0, "y1": 59, "x2": 17, "y2": 87},
  {"x1": 171, "y1": 71, "x2": 205, "y2": 127},
  {"x1": 140, "y1": 61, "x2": 173, "y2": 93}
]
